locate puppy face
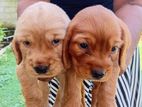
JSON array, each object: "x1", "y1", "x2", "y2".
[
  {"x1": 12, "y1": 2, "x2": 70, "y2": 80},
  {"x1": 63, "y1": 5, "x2": 131, "y2": 81}
]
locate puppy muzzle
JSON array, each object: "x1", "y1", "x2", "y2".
[
  {"x1": 91, "y1": 69, "x2": 105, "y2": 79},
  {"x1": 33, "y1": 65, "x2": 49, "y2": 74}
]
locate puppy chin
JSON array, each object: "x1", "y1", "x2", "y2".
[{"x1": 37, "y1": 76, "x2": 53, "y2": 81}]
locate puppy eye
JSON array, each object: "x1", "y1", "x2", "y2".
[
  {"x1": 111, "y1": 46, "x2": 119, "y2": 53},
  {"x1": 52, "y1": 39, "x2": 60, "y2": 46},
  {"x1": 79, "y1": 42, "x2": 88, "y2": 49},
  {"x1": 23, "y1": 40, "x2": 31, "y2": 47}
]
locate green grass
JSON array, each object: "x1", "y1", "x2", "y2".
[
  {"x1": 0, "y1": 48, "x2": 24, "y2": 107},
  {"x1": 138, "y1": 40, "x2": 142, "y2": 69}
]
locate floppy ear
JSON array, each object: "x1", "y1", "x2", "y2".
[
  {"x1": 11, "y1": 37, "x2": 22, "y2": 65},
  {"x1": 62, "y1": 25, "x2": 73, "y2": 69},
  {"x1": 117, "y1": 18, "x2": 131, "y2": 74}
]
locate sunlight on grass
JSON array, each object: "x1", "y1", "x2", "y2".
[
  {"x1": 0, "y1": 48, "x2": 24, "y2": 107},
  {"x1": 139, "y1": 40, "x2": 142, "y2": 69}
]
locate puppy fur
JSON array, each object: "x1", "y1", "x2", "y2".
[
  {"x1": 12, "y1": 2, "x2": 70, "y2": 107},
  {"x1": 62, "y1": 5, "x2": 131, "y2": 107}
]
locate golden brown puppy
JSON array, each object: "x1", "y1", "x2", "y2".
[
  {"x1": 12, "y1": 2, "x2": 70, "y2": 107},
  {"x1": 62, "y1": 5, "x2": 131, "y2": 107}
]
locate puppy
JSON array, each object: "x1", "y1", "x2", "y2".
[
  {"x1": 12, "y1": 2, "x2": 70, "y2": 107},
  {"x1": 62, "y1": 5, "x2": 131, "y2": 107}
]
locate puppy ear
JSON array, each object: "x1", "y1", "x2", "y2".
[
  {"x1": 11, "y1": 38, "x2": 22, "y2": 65},
  {"x1": 117, "y1": 18, "x2": 131, "y2": 74},
  {"x1": 62, "y1": 25, "x2": 73, "y2": 69}
]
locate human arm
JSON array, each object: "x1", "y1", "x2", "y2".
[
  {"x1": 114, "y1": 0, "x2": 142, "y2": 66},
  {"x1": 17, "y1": 0, "x2": 50, "y2": 17}
]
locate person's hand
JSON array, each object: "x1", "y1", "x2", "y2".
[{"x1": 17, "y1": 0, "x2": 50, "y2": 17}]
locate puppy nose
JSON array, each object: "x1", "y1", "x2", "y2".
[
  {"x1": 91, "y1": 69, "x2": 105, "y2": 79},
  {"x1": 34, "y1": 65, "x2": 49, "y2": 74}
]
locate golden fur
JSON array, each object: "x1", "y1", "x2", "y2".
[
  {"x1": 62, "y1": 5, "x2": 131, "y2": 107},
  {"x1": 12, "y1": 2, "x2": 70, "y2": 107}
]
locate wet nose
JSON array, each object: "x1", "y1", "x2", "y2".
[
  {"x1": 33, "y1": 65, "x2": 49, "y2": 74},
  {"x1": 91, "y1": 69, "x2": 105, "y2": 79}
]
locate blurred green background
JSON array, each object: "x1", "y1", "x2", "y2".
[{"x1": 0, "y1": 48, "x2": 24, "y2": 107}]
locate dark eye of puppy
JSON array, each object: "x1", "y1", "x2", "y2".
[
  {"x1": 111, "y1": 46, "x2": 119, "y2": 53},
  {"x1": 52, "y1": 39, "x2": 60, "y2": 46},
  {"x1": 23, "y1": 40, "x2": 31, "y2": 47},
  {"x1": 79, "y1": 42, "x2": 88, "y2": 49}
]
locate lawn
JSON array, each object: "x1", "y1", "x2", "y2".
[
  {"x1": 0, "y1": 41, "x2": 142, "y2": 107},
  {"x1": 139, "y1": 40, "x2": 142, "y2": 68},
  {"x1": 0, "y1": 47, "x2": 24, "y2": 107}
]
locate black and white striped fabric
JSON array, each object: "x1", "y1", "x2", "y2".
[
  {"x1": 116, "y1": 48, "x2": 142, "y2": 107},
  {"x1": 48, "y1": 48, "x2": 142, "y2": 107}
]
